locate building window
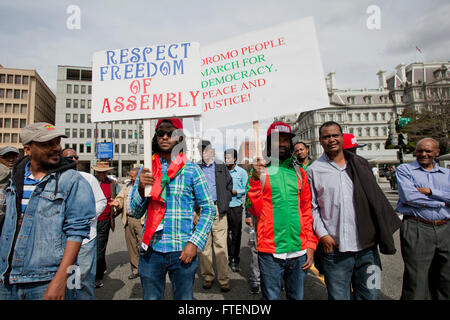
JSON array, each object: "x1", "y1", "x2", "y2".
[
  {"x1": 3, "y1": 133, "x2": 10, "y2": 143},
  {"x1": 108, "y1": 129, "x2": 112, "y2": 139},
  {"x1": 364, "y1": 113, "x2": 369, "y2": 121},
  {"x1": 65, "y1": 113, "x2": 71, "y2": 123},
  {"x1": 128, "y1": 130, "x2": 133, "y2": 139},
  {"x1": 366, "y1": 128, "x2": 371, "y2": 136},
  {"x1": 22, "y1": 76, "x2": 28, "y2": 85},
  {"x1": 15, "y1": 75, "x2": 21, "y2": 84},
  {"x1": 374, "y1": 127, "x2": 379, "y2": 136},
  {"x1": 86, "y1": 145, "x2": 91, "y2": 153},
  {"x1": 80, "y1": 129, "x2": 85, "y2": 138},
  {"x1": 101, "y1": 129, "x2": 106, "y2": 139},
  {"x1": 21, "y1": 90, "x2": 28, "y2": 99},
  {"x1": 73, "y1": 99, "x2": 78, "y2": 108},
  {"x1": 80, "y1": 99, "x2": 86, "y2": 108},
  {"x1": 11, "y1": 133, "x2": 18, "y2": 143},
  {"x1": 121, "y1": 130, "x2": 126, "y2": 139},
  {"x1": 67, "y1": 84, "x2": 72, "y2": 94},
  {"x1": 14, "y1": 90, "x2": 20, "y2": 99},
  {"x1": 12, "y1": 119, "x2": 19, "y2": 128},
  {"x1": 21, "y1": 104, "x2": 27, "y2": 114},
  {"x1": 0, "y1": 118, "x2": 2, "y2": 128},
  {"x1": 115, "y1": 144, "x2": 119, "y2": 154},
  {"x1": 376, "y1": 143, "x2": 381, "y2": 150},
  {"x1": 368, "y1": 143, "x2": 372, "y2": 151},
  {"x1": 87, "y1": 129, "x2": 92, "y2": 138},
  {"x1": 80, "y1": 114, "x2": 85, "y2": 123},
  {"x1": 4, "y1": 118, "x2": 11, "y2": 127},
  {"x1": 79, "y1": 144, "x2": 84, "y2": 153},
  {"x1": 372, "y1": 113, "x2": 378, "y2": 121},
  {"x1": 5, "y1": 104, "x2": 12, "y2": 113},
  {"x1": 0, "y1": 74, "x2": 5, "y2": 83},
  {"x1": 0, "y1": 89, "x2": 4, "y2": 98},
  {"x1": 88, "y1": 100, "x2": 91, "y2": 109},
  {"x1": 73, "y1": 114, "x2": 78, "y2": 123},
  {"x1": 6, "y1": 89, "x2": 12, "y2": 98},
  {"x1": 74, "y1": 85, "x2": 79, "y2": 94},
  {"x1": 87, "y1": 114, "x2": 91, "y2": 123},
  {"x1": 7, "y1": 75, "x2": 13, "y2": 84},
  {"x1": 13, "y1": 104, "x2": 19, "y2": 113},
  {"x1": 66, "y1": 99, "x2": 71, "y2": 108},
  {"x1": 88, "y1": 86, "x2": 92, "y2": 94},
  {"x1": 121, "y1": 144, "x2": 126, "y2": 153},
  {"x1": 383, "y1": 127, "x2": 387, "y2": 136},
  {"x1": 357, "y1": 128, "x2": 362, "y2": 136},
  {"x1": 65, "y1": 128, "x2": 70, "y2": 137},
  {"x1": 72, "y1": 144, "x2": 77, "y2": 152},
  {"x1": 20, "y1": 119, "x2": 26, "y2": 128},
  {"x1": 72, "y1": 129, "x2": 77, "y2": 138},
  {"x1": 356, "y1": 113, "x2": 361, "y2": 121},
  {"x1": 81, "y1": 85, "x2": 86, "y2": 94}
]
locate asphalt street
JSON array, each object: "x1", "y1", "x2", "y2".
[{"x1": 94, "y1": 179, "x2": 403, "y2": 300}]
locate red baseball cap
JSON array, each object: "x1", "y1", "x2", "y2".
[
  {"x1": 266, "y1": 121, "x2": 295, "y2": 138},
  {"x1": 155, "y1": 118, "x2": 183, "y2": 130},
  {"x1": 342, "y1": 133, "x2": 367, "y2": 150}
]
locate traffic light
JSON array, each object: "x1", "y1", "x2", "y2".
[{"x1": 398, "y1": 133, "x2": 407, "y2": 147}]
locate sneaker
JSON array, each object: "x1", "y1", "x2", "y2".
[
  {"x1": 95, "y1": 280, "x2": 104, "y2": 288},
  {"x1": 220, "y1": 283, "x2": 231, "y2": 293},
  {"x1": 231, "y1": 262, "x2": 240, "y2": 273},
  {"x1": 250, "y1": 283, "x2": 260, "y2": 294},
  {"x1": 202, "y1": 280, "x2": 213, "y2": 290}
]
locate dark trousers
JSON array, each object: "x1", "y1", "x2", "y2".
[
  {"x1": 96, "y1": 218, "x2": 111, "y2": 281},
  {"x1": 400, "y1": 218, "x2": 450, "y2": 300},
  {"x1": 227, "y1": 206, "x2": 243, "y2": 264}
]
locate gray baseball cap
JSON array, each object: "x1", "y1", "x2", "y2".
[
  {"x1": 20, "y1": 122, "x2": 67, "y2": 145},
  {"x1": 0, "y1": 146, "x2": 19, "y2": 156}
]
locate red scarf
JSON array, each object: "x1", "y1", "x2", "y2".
[{"x1": 141, "y1": 153, "x2": 187, "y2": 250}]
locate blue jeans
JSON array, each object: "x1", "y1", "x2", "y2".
[
  {"x1": 67, "y1": 238, "x2": 97, "y2": 300},
  {"x1": 139, "y1": 248, "x2": 198, "y2": 300},
  {"x1": 0, "y1": 280, "x2": 50, "y2": 300},
  {"x1": 321, "y1": 246, "x2": 381, "y2": 300},
  {"x1": 258, "y1": 252, "x2": 307, "y2": 300}
]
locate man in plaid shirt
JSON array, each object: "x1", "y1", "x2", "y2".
[{"x1": 130, "y1": 118, "x2": 216, "y2": 300}]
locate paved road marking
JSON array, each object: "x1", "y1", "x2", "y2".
[{"x1": 310, "y1": 264, "x2": 326, "y2": 286}]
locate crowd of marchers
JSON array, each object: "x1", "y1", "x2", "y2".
[{"x1": 0, "y1": 119, "x2": 448, "y2": 300}]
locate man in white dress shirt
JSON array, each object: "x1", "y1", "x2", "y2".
[{"x1": 62, "y1": 148, "x2": 106, "y2": 300}]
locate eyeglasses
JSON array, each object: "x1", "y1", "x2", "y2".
[
  {"x1": 64, "y1": 156, "x2": 79, "y2": 161},
  {"x1": 156, "y1": 130, "x2": 174, "y2": 138}
]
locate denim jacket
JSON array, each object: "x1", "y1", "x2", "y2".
[{"x1": 0, "y1": 156, "x2": 96, "y2": 284}]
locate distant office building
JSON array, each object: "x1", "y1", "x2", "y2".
[
  {"x1": 0, "y1": 65, "x2": 55, "y2": 152},
  {"x1": 55, "y1": 65, "x2": 144, "y2": 177},
  {"x1": 276, "y1": 60, "x2": 449, "y2": 166}
]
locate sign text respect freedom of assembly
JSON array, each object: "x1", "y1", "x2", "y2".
[
  {"x1": 91, "y1": 17, "x2": 329, "y2": 127},
  {"x1": 91, "y1": 42, "x2": 201, "y2": 122}
]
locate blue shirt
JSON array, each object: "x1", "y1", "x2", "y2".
[
  {"x1": 228, "y1": 165, "x2": 248, "y2": 207},
  {"x1": 307, "y1": 153, "x2": 363, "y2": 252},
  {"x1": 201, "y1": 161, "x2": 217, "y2": 202},
  {"x1": 22, "y1": 162, "x2": 41, "y2": 215},
  {"x1": 396, "y1": 160, "x2": 450, "y2": 220},
  {"x1": 130, "y1": 160, "x2": 216, "y2": 253}
]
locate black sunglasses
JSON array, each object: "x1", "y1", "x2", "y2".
[
  {"x1": 64, "y1": 156, "x2": 79, "y2": 161},
  {"x1": 156, "y1": 130, "x2": 175, "y2": 138}
]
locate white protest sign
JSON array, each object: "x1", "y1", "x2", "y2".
[
  {"x1": 91, "y1": 42, "x2": 202, "y2": 123},
  {"x1": 200, "y1": 17, "x2": 329, "y2": 131}
]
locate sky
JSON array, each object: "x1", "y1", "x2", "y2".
[{"x1": 1, "y1": 0, "x2": 449, "y2": 152}]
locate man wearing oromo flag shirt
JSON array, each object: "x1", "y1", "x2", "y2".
[
  {"x1": 246, "y1": 121, "x2": 318, "y2": 300},
  {"x1": 129, "y1": 118, "x2": 216, "y2": 300}
]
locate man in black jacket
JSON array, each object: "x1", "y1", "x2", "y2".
[
  {"x1": 307, "y1": 121, "x2": 401, "y2": 300},
  {"x1": 196, "y1": 140, "x2": 233, "y2": 292}
]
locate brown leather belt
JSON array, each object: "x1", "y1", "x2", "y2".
[{"x1": 404, "y1": 215, "x2": 448, "y2": 226}]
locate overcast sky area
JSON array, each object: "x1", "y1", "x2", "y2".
[{"x1": 1, "y1": 0, "x2": 449, "y2": 153}]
